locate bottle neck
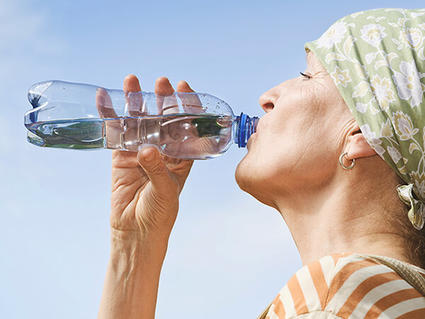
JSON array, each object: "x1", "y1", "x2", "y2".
[{"x1": 234, "y1": 113, "x2": 259, "y2": 148}]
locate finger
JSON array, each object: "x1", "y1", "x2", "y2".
[
  {"x1": 176, "y1": 80, "x2": 193, "y2": 92},
  {"x1": 137, "y1": 146, "x2": 175, "y2": 193},
  {"x1": 96, "y1": 88, "x2": 120, "y2": 148},
  {"x1": 123, "y1": 74, "x2": 145, "y2": 117},
  {"x1": 124, "y1": 74, "x2": 141, "y2": 92},
  {"x1": 157, "y1": 151, "x2": 194, "y2": 194},
  {"x1": 159, "y1": 81, "x2": 202, "y2": 158},
  {"x1": 155, "y1": 76, "x2": 174, "y2": 96},
  {"x1": 162, "y1": 153, "x2": 194, "y2": 186},
  {"x1": 155, "y1": 76, "x2": 177, "y2": 115},
  {"x1": 122, "y1": 74, "x2": 144, "y2": 149},
  {"x1": 96, "y1": 88, "x2": 117, "y2": 119},
  {"x1": 176, "y1": 80, "x2": 203, "y2": 114}
]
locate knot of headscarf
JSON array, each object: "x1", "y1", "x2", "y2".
[{"x1": 305, "y1": 8, "x2": 425, "y2": 230}]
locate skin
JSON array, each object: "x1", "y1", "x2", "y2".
[
  {"x1": 236, "y1": 51, "x2": 411, "y2": 265},
  {"x1": 97, "y1": 76, "x2": 195, "y2": 319},
  {"x1": 98, "y1": 52, "x2": 414, "y2": 319}
]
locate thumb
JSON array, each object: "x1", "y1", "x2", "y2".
[{"x1": 137, "y1": 146, "x2": 174, "y2": 192}]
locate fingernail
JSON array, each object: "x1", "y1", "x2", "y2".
[{"x1": 142, "y1": 148, "x2": 155, "y2": 162}]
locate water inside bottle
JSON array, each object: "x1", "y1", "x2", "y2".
[{"x1": 25, "y1": 114, "x2": 233, "y2": 159}]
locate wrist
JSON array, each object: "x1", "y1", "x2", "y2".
[
  {"x1": 99, "y1": 228, "x2": 167, "y2": 319},
  {"x1": 110, "y1": 228, "x2": 169, "y2": 257}
]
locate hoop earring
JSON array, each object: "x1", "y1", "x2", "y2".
[{"x1": 339, "y1": 152, "x2": 356, "y2": 170}]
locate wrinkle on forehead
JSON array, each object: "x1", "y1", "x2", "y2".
[
  {"x1": 304, "y1": 49, "x2": 348, "y2": 110},
  {"x1": 305, "y1": 50, "x2": 327, "y2": 74}
]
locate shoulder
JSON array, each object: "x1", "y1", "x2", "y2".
[
  {"x1": 325, "y1": 253, "x2": 425, "y2": 318},
  {"x1": 266, "y1": 253, "x2": 425, "y2": 319}
]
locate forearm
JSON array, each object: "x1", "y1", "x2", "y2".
[{"x1": 98, "y1": 229, "x2": 168, "y2": 319}]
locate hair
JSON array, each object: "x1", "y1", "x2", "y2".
[
  {"x1": 399, "y1": 208, "x2": 425, "y2": 269},
  {"x1": 390, "y1": 176, "x2": 425, "y2": 269}
]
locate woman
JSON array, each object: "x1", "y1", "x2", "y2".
[{"x1": 97, "y1": 8, "x2": 425, "y2": 319}]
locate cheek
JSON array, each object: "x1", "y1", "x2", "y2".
[
  {"x1": 237, "y1": 116, "x2": 339, "y2": 194},
  {"x1": 236, "y1": 80, "x2": 343, "y2": 194},
  {"x1": 235, "y1": 130, "x2": 299, "y2": 195}
]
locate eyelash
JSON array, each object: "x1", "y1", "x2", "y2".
[{"x1": 300, "y1": 72, "x2": 312, "y2": 79}]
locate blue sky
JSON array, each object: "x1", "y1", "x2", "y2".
[{"x1": 1, "y1": 0, "x2": 424, "y2": 318}]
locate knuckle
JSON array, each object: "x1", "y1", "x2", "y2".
[{"x1": 149, "y1": 161, "x2": 167, "y2": 175}]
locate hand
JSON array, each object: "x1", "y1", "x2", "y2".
[{"x1": 105, "y1": 75, "x2": 195, "y2": 239}]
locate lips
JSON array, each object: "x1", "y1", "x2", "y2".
[
  {"x1": 254, "y1": 119, "x2": 262, "y2": 134},
  {"x1": 247, "y1": 132, "x2": 256, "y2": 150}
]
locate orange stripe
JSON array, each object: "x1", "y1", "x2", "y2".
[
  {"x1": 287, "y1": 275, "x2": 309, "y2": 315},
  {"x1": 336, "y1": 272, "x2": 401, "y2": 317},
  {"x1": 308, "y1": 260, "x2": 329, "y2": 310},
  {"x1": 265, "y1": 294, "x2": 280, "y2": 319},
  {"x1": 396, "y1": 308, "x2": 425, "y2": 319},
  {"x1": 364, "y1": 288, "x2": 422, "y2": 319},
  {"x1": 273, "y1": 296, "x2": 286, "y2": 318},
  {"x1": 326, "y1": 259, "x2": 380, "y2": 303}
]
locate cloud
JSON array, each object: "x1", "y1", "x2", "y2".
[
  {"x1": 0, "y1": 0, "x2": 66, "y2": 55},
  {"x1": 0, "y1": 1, "x2": 43, "y2": 49},
  {"x1": 0, "y1": 0, "x2": 69, "y2": 158},
  {"x1": 0, "y1": 0, "x2": 68, "y2": 88}
]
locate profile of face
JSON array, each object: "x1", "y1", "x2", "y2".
[{"x1": 235, "y1": 51, "x2": 358, "y2": 207}]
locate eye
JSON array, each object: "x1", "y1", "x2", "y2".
[{"x1": 300, "y1": 72, "x2": 312, "y2": 79}]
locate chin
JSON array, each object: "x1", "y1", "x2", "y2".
[
  {"x1": 235, "y1": 155, "x2": 252, "y2": 192},
  {"x1": 235, "y1": 153, "x2": 276, "y2": 208}
]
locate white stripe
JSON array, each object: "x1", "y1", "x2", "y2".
[
  {"x1": 377, "y1": 297, "x2": 425, "y2": 319},
  {"x1": 279, "y1": 285, "x2": 296, "y2": 318},
  {"x1": 348, "y1": 280, "x2": 411, "y2": 319},
  {"x1": 296, "y1": 266, "x2": 321, "y2": 312},
  {"x1": 319, "y1": 256, "x2": 336, "y2": 287},
  {"x1": 326, "y1": 265, "x2": 391, "y2": 313},
  {"x1": 332, "y1": 254, "x2": 369, "y2": 275},
  {"x1": 265, "y1": 303, "x2": 280, "y2": 319}
]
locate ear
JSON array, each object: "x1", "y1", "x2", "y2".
[{"x1": 345, "y1": 127, "x2": 377, "y2": 160}]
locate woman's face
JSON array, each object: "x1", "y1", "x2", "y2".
[{"x1": 235, "y1": 51, "x2": 355, "y2": 207}]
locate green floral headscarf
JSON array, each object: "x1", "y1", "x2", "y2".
[{"x1": 305, "y1": 8, "x2": 425, "y2": 229}]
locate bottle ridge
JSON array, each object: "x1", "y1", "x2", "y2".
[{"x1": 24, "y1": 80, "x2": 258, "y2": 160}]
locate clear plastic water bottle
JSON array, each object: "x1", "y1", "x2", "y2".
[{"x1": 24, "y1": 80, "x2": 259, "y2": 160}]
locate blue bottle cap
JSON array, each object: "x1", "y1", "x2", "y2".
[{"x1": 236, "y1": 112, "x2": 258, "y2": 148}]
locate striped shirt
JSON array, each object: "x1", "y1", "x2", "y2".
[{"x1": 265, "y1": 253, "x2": 425, "y2": 319}]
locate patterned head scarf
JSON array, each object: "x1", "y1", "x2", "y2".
[{"x1": 305, "y1": 8, "x2": 425, "y2": 230}]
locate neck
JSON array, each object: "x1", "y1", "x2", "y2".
[{"x1": 274, "y1": 164, "x2": 411, "y2": 266}]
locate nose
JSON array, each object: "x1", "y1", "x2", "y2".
[{"x1": 259, "y1": 87, "x2": 277, "y2": 113}]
